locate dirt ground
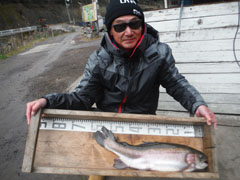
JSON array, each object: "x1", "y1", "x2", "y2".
[{"x1": 26, "y1": 46, "x2": 95, "y2": 100}]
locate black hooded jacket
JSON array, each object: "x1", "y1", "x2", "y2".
[{"x1": 44, "y1": 24, "x2": 207, "y2": 114}]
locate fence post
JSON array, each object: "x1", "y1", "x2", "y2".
[
  {"x1": 0, "y1": 37, "x2": 4, "y2": 56},
  {"x1": 10, "y1": 36, "x2": 14, "y2": 51},
  {"x1": 45, "y1": 28, "x2": 48, "y2": 38},
  {"x1": 21, "y1": 32, "x2": 24, "y2": 47},
  {"x1": 51, "y1": 28, "x2": 54, "y2": 38}
]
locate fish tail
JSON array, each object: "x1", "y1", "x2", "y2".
[{"x1": 93, "y1": 126, "x2": 116, "y2": 147}]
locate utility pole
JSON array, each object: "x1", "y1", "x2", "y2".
[
  {"x1": 71, "y1": 0, "x2": 76, "y2": 24},
  {"x1": 164, "y1": 0, "x2": 168, "y2": 8},
  {"x1": 93, "y1": 0, "x2": 99, "y2": 36},
  {"x1": 78, "y1": 1, "x2": 84, "y2": 23},
  {"x1": 65, "y1": 0, "x2": 72, "y2": 24}
]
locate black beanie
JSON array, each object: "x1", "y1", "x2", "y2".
[{"x1": 105, "y1": 0, "x2": 145, "y2": 32}]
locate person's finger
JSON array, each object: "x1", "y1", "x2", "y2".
[
  {"x1": 26, "y1": 102, "x2": 33, "y2": 125},
  {"x1": 207, "y1": 112, "x2": 217, "y2": 130},
  {"x1": 202, "y1": 110, "x2": 211, "y2": 126},
  {"x1": 196, "y1": 106, "x2": 217, "y2": 129},
  {"x1": 31, "y1": 101, "x2": 41, "y2": 117},
  {"x1": 31, "y1": 105, "x2": 37, "y2": 116},
  {"x1": 211, "y1": 114, "x2": 217, "y2": 130},
  {"x1": 206, "y1": 117, "x2": 212, "y2": 126}
]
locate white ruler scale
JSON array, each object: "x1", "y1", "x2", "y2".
[{"x1": 40, "y1": 117, "x2": 204, "y2": 138}]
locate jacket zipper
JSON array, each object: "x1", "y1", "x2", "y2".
[
  {"x1": 118, "y1": 95, "x2": 127, "y2": 113},
  {"x1": 117, "y1": 27, "x2": 146, "y2": 114}
]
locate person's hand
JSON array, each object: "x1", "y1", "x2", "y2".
[
  {"x1": 195, "y1": 105, "x2": 217, "y2": 129},
  {"x1": 26, "y1": 98, "x2": 47, "y2": 125}
]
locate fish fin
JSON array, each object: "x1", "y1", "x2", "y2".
[
  {"x1": 182, "y1": 164, "x2": 195, "y2": 172},
  {"x1": 101, "y1": 126, "x2": 116, "y2": 141},
  {"x1": 139, "y1": 142, "x2": 173, "y2": 148},
  {"x1": 119, "y1": 142, "x2": 131, "y2": 146},
  {"x1": 93, "y1": 126, "x2": 116, "y2": 147},
  {"x1": 114, "y1": 158, "x2": 128, "y2": 169},
  {"x1": 141, "y1": 142, "x2": 161, "y2": 146},
  {"x1": 93, "y1": 131, "x2": 106, "y2": 147}
]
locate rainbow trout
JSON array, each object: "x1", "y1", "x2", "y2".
[{"x1": 93, "y1": 126, "x2": 208, "y2": 172}]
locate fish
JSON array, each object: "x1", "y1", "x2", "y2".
[{"x1": 93, "y1": 126, "x2": 208, "y2": 172}]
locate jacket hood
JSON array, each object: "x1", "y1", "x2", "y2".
[{"x1": 100, "y1": 23, "x2": 159, "y2": 59}]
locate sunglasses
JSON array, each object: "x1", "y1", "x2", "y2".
[{"x1": 112, "y1": 19, "x2": 142, "y2": 32}]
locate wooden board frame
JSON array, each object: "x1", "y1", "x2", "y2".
[{"x1": 22, "y1": 109, "x2": 219, "y2": 178}]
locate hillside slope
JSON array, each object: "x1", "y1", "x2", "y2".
[
  {"x1": 0, "y1": 0, "x2": 162, "y2": 31},
  {"x1": 0, "y1": 3, "x2": 81, "y2": 30}
]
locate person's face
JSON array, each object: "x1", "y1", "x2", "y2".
[{"x1": 110, "y1": 15, "x2": 143, "y2": 51}]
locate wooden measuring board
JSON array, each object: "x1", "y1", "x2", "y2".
[{"x1": 22, "y1": 109, "x2": 219, "y2": 178}]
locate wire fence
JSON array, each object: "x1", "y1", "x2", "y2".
[{"x1": 0, "y1": 26, "x2": 68, "y2": 56}]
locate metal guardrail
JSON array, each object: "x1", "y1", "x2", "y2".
[{"x1": 0, "y1": 26, "x2": 37, "y2": 37}]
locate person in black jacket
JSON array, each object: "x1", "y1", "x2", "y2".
[{"x1": 26, "y1": 0, "x2": 217, "y2": 128}]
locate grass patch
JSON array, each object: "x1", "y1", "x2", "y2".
[
  {"x1": 0, "y1": 54, "x2": 8, "y2": 60},
  {"x1": 0, "y1": 38, "x2": 47, "y2": 61}
]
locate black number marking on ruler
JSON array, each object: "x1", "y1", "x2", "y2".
[{"x1": 40, "y1": 117, "x2": 204, "y2": 137}]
